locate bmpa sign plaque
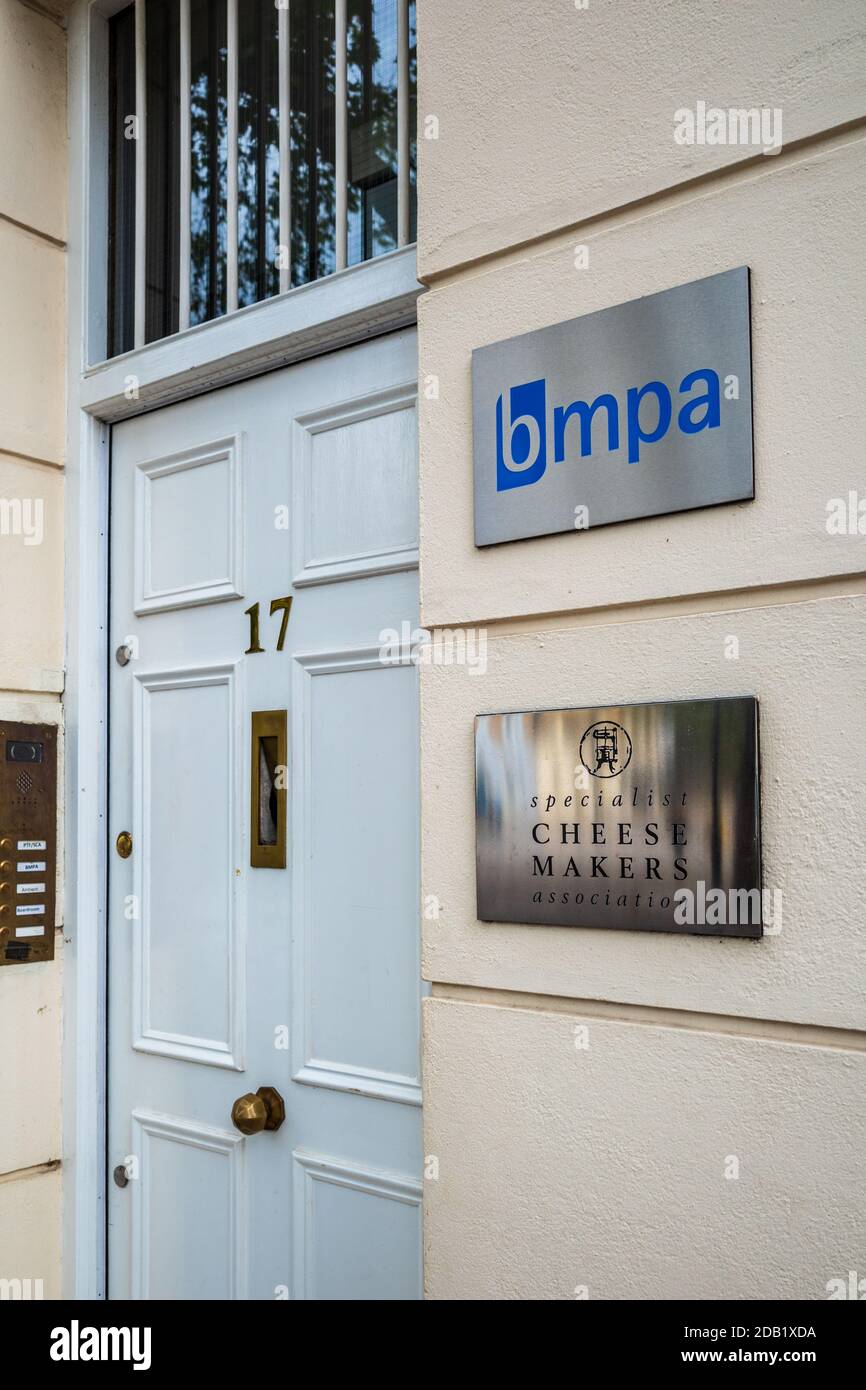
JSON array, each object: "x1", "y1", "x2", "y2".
[
  {"x1": 475, "y1": 697, "x2": 762, "y2": 938},
  {"x1": 472, "y1": 267, "x2": 754, "y2": 546}
]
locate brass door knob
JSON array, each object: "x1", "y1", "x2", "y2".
[
  {"x1": 116, "y1": 831, "x2": 133, "y2": 859},
  {"x1": 231, "y1": 1086, "x2": 285, "y2": 1135}
]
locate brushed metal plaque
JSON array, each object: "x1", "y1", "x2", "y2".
[
  {"x1": 472, "y1": 267, "x2": 754, "y2": 546},
  {"x1": 475, "y1": 697, "x2": 761, "y2": 938}
]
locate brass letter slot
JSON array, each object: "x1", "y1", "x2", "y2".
[{"x1": 250, "y1": 711, "x2": 287, "y2": 869}]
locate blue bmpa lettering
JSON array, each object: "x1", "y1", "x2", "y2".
[
  {"x1": 495, "y1": 378, "x2": 546, "y2": 491},
  {"x1": 554, "y1": 393, "x2": 619, "y2": 461},
  {"x1": 626, "y1": 380, "x2": 672, "y2": 463},
  {"x1": 496, "y1": 368, "x2": 721, "y2": 490}
]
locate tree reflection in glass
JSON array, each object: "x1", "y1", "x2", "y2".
[
  {"x1": 238, "y1": 0, "x2": 280, "y2": 308},
  {"x1": 290, "y1": 0, "x2": 337, "y2": 286},
  {"x1": 348, "y1": 0, "x2": 398, "y2": 268},
  {"x1": 190, "y1": 0, "x2": 227, "y2": 325},
  {"x1": 183, "y1": 0, "x2": 417, "y2": 322}
]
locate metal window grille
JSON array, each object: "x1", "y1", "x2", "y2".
[{"x1": 107, "y1": 0, "x2": 417, "y2": 357}]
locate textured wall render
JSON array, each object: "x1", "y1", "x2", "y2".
[
  {"x1": 419, "y1": 136, "x2": 866, "y2": 627},
  {"x1": 424, "y1": 997, "x2": 866, "y2": 1301},
  {"x1": 417, "y1": 0, "x2": 866, "y2": 278},
  {"x1": 421, "y1": 594, "x2": 866, "y2": 1030},
  {"x1": 416, "y1": 0, "x2": 865, "y2": 1302},
  {"x1": 0, "y1": 0, "x2": 66, "y2": 1303}
]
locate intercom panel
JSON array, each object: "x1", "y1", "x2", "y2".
[{"x1": 0, "y1": 720, "x2": 57, "y2": 966}]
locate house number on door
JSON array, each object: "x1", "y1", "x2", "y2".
[{"x1": 244, "y1": 596, "x2": 293, "y2": 655}]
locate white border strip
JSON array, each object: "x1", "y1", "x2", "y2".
[{"x1": 81, "y1": 245, "x2": 422, "y2": 420}]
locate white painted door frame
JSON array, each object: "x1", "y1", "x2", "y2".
[{"x1": 63, "y1": 0, "x2": 422, "y2": 1299}]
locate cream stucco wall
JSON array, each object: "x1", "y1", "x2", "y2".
[
  {"x1": 416, "y1": 0, "x2": 866, "y2": 1298},
  {"x1": 0, "y1": 0, "x2": 66, "y2": 1302}
]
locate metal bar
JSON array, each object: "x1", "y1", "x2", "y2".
[
  {"x1": 178, "y1": 0, "x2": 191, "y2": 329},
  {"x1": 226, "y1": 0, "x2": 239, "y2": 313},
  {"x1": 335, "y1": 0, "x2": 348, "y2": 271},
  {"x1": 308, "y1": 2, "x2": 320, "y2": 278},
  {"x1": 255, "y1": 2, "x2": 267, "y2": 301},
  {"x1": 278, "y1": 0, "x2": 290, "y2": 293},
  {"x1": 207, "y1": 1, "x2": 218, "y2": 320},
  {"x1": 397, "y1": 0, "x2": 410, "y2": 247},
  {"x1": 134, "y1": 0, "x2": 147, "y2": 347}
]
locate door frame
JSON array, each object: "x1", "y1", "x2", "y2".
[{"x1": 64, "y1": 0, "x2": 422, "y2": 1299}]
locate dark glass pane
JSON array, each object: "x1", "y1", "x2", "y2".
[
  {"x1": 290, "y1": 0, "x2": 336, "y2": 287},
  {"x1": 409, "y1": 0, "x2": 417, "y2": 242},
  {"x1": 190, "y1": 0, "x2": 228, "y2": 325},
  {"x1": 347, "y1": 0, "x2": 398, "y2": 267},
  {"x1": 238, "y1": 0, "x2": 280, "y2": 307},
  {"x1": 145, "y1": 0, "x2": 180, "y2": 343},
  {"x1": 108, "y1": 5, "x2": 136, "y2": 358}
]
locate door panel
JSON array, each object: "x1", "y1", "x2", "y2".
[
  {"x1": 294, "y1": 654, "x2": 421, "y2": 1102},
  {"x1": 131, "y1": 1112, "x2": 245, "y2": 1301},
  {"x1": 291, "y1": 382, "x2": 418, "y2": 585},
  {"x1": 293, "y1": 1154, "x2": 422, "y2": 1301},
  {"x1": 134, "y1": 666, "x2": 241, "y2": 1065},
  {"x1": 108, "y1": 329, "x2": 421, "y2": 1300}
]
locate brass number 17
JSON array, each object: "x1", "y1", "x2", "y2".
[{"x1": 245, "y1": 595, "x2": 293, "y2": 655}]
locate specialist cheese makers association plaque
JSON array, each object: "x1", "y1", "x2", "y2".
[{"x1": 475, "y1": 697, "x2": 761, "y2": 938}]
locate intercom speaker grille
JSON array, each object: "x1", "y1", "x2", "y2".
[{"x1": 16, "y1": 771, "x2": 32, "y2": 794}]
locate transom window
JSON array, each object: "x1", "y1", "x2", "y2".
[{"x1": 107, "y1": 0, "x2": 417, "y2": 357}]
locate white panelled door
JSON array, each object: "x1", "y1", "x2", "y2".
[{"x1": 107, "y1": 330, "x2": 422, "y2": 1300}]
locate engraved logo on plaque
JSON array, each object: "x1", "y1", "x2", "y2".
[{"x1": 579, "y1": 721, "x2": 632, "y2": 779}]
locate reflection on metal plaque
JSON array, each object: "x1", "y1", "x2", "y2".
[
  {"x1": 475, "y1": 697, "x2": 761, "y2": 938},
  {"x1": 472, "y1": 267, "x2": 754, "y2": 546}
]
